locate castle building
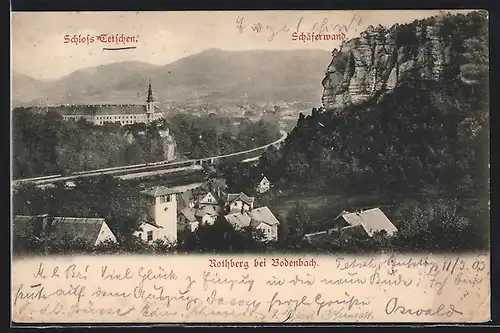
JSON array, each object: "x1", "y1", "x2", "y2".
[
  {"x1": 134, "y1": 186, "x2": 179, "y2": 243},
  {"x1": 57, "y1": 79, "x2": 164, "y2": 126}
]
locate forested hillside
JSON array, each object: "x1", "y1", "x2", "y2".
[
  {"x1": 167, "y1": 113, "x2": 281, "y2": 159},
  {"x1": 12, "y1": 110, "x2": 281, "y2": 179},
  {"x1": 220, "y1": 11, "x2": 489, "y2": 252}
]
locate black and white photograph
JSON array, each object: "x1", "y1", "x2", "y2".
[{"x1": 11, "y1": 10, "x2": 489, "y2": 257}]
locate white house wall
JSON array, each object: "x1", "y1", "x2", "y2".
[
  {"x1": 133, "y1": 223, "x2": 162, "y2": 243},
  {"x1": 228, "y1": 200, "x2": 252, "y2": 213},
  {"x1": 255, "y1": 222, "x2": 278, "y2": 241},
  {"x1": 95, "y1": 222, "x2": 118, "y2": 246}
]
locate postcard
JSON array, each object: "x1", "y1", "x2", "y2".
[{"x1": 10, "y1": 10, "x2": 490, "y2": 324}]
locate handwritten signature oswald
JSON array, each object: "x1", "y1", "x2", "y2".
[{"x1": 385, "y1": 297, "x2": 463, "y2": 317}]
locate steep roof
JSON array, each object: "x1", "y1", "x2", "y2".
[
  {"x1": 13, "y1": 215, "x2": 113, "y2": 246},
  {"x1": 179, "y1": 207, "x2": 197, "y2": 222},
  {"x1": 141, "y1": 186, "x2": 178, "y2": 197},
  {"x1": 197, "y1": 191, "x2": 218, "y2": 203},
  {"x1": 178, "y1": 190, "x2": 194, "y2": 208},
  {"x1": 191, "y1": 186, "x2": 208, "y2": 199},
  {"x1": 259, "y1": 176, "x2": 269, "y2": 184},
  {"x1": 338, "y1": 208, "x2": 398, "y2": 237},
  {"x1": 226, "y1": 192, "x2": 255, "y2": 205},
  {"x1": 248, "y1": 206, "x2": 280, "y2": 226},
  {"x1": 49, "y1": 217, "x2": 109, "y2": 245},
  {"x1": 224, "y1": 213, "x2": 251, "y2": 229},
  {"x1": 191, "y1": 179, "x2": 229, "y2": 201},
  {"x1": 137, "y1": 221, "x2": 162, "y2": 230},
  {"x1": 250, "y1": 219, "x2": 262, "y2": 228}
]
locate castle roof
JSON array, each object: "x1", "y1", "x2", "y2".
[
  {"x1": 21, "y1": 104, "x2": 161, "y2": 116},
  {"x1": 70, "y1": 105, "x2": 148, "y2": 115}
]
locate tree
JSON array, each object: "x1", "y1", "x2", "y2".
[{"x1": 285, "y1": 202, "x2": 310, "y2": 248}]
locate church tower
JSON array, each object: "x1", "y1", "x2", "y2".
[
  {"x1": 141, "y1": 186, "x2": 179, "y2": 243},
  {"x1": 146, "y1": 79, "x2": 155, "y2": 114}
]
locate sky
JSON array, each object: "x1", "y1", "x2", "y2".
[{"x1": 12, "y1": 10, "x2": 476, "y2": 80}]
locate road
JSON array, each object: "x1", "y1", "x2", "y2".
[
  {"x1": 13, "y1": 130, "x2": 287, "y2": 186},
  {"x1": 116, "y1": 165, "x2": 203, "y2": 180}
]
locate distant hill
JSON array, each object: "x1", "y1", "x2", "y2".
[
  {"x1": 12, "y1": 49, "x2": 333, "y2": 106},
  {"x1": 11, "y1": 72, "x2": 51, "y2": 106}
]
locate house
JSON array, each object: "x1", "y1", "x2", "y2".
[
  {"x1": 224, "y1": 212, "x2": 252, "y2": 230},
  {"x1": 248, "y1": 206, "x2": 280, "y2": 241},
  {"x1": 198, "y1": 191, "x2": 221, "y2": 207},
  {"x1": 65, "y1": 181, "x2": 76, "y2": 189},
  {"x1": 189, "y1": 181, "x2": 225, "y2": 213},
  {"x1": 13, "y1": 214, "x2": 49, "y2": 238},
  {"x1": 177, "y1": 207, "x2": 198, "y2": 232},
  {"x1": 178, "y1": 190, "x2": 196, "y2": 210},
  {"x1": 256, "y1": 176, "x2": 271, "y2": 194},
  {"x1": 224, "y1": 206, "x2": 280, "y2": 242},
  {"x1": 13, "y1": 214, "x2": 117, "y2": 247},
  {"x1": 133, "y1": 221, "x2": 163, "y2": 243},
  {"x1": 334, "y1": 208, "x2": 398, "y2": 239},
  {"x1": 139, "y1": 185, "x2": 180, "y2": 243},
  {"x1": 194, "y1": 205, "x2": 219, "y2": 225},
  {"x1": 225, "y1": 192, "x2": 255, "y2": 213}
]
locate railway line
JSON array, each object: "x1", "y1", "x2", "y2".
[{"x1": 13, "y1": 130, "x2": 287, "y2": 186}]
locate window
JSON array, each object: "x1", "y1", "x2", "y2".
[
  {"x1": 159, "y1": 195, "x2": 171, "y2": 203},
  {"x1": 147, "y1": 231, "x2": 153, "y2": 241}
]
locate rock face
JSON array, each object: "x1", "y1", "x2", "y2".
[
  {"x1": 321, "y1": 12, "x2": 488, "y2": 112},
  {"x1": 159, "y1": 129, "x2": 177, "y2": 161}
]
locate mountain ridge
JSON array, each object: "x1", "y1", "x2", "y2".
[{"x1": 13, "y1": 48, "x2": 333, "y2": 106}]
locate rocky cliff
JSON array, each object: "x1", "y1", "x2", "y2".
[{"x1": 321, "y1": 11, "x2": 488, "y2": 111}]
